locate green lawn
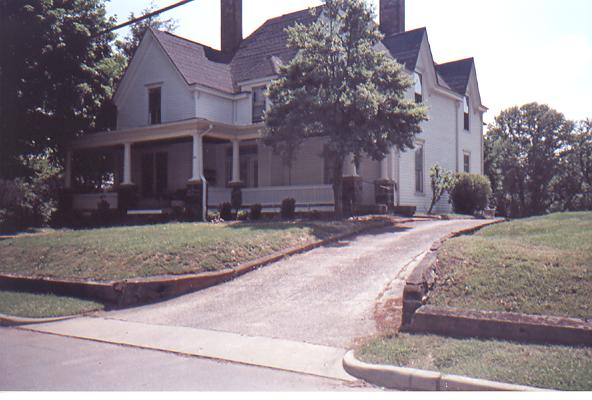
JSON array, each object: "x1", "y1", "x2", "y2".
[
  {"x1": 0, "y1": 220, "x2": 368, "y2": 282},
  {"x1": 358, "y1": 333, "x2": 592, "y2": 391},
  {"x1": 0, "y1": 290, "x2": 104, "y2": 318},
  {"x1": 430, "y1": 212, "x2": 592, "y2": 319}
]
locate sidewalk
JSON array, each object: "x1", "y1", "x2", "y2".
[{"x1": 20, "y1": 316, "x2": 356, "y2": 382}]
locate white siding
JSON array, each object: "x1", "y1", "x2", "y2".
[
  {"x1": 116, "y1": 33, "x2": 195, "y2": 129},
  {"x1": 196, "y1": 91, "x2": 234, "y2": 124}
]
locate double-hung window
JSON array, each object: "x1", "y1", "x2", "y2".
[
  {"x1": 252, "y1": 86, "x2": 266, "y2": 123},
  {"x1": 414, "y1": 72, "x2": 423, "y2": 103},
  {"x1": 148, "y1": 87, "x2": 162, "y2": 125},
  {"x1": 463, "y1": 152, "x2": 471, "y2": 173},
  {"x1": 415, "y1": 144, "x2": 424, "y2": 193},
  {"x1": 463, "y1": 96, "x2": 470, "y2": 131}
]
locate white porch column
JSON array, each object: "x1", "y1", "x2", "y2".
[
  {"x1": 191, "y1": 132, "x2": 204, "y2": 181},
  {"x1": 380, "y1": 155, "x2": 389, "y2": 180},
  {"x1": 231, "y1": 139, "x2": 240, "y2": 183},
  {"x1": 343, "y1": 153, "x2": 358, "y2": 177},
  {"x1": 64, "y1": 150, "x2": 72, "y2": 189},
  {"x1": 122, "y1": 142, "x2": 133, "y2": 185}
]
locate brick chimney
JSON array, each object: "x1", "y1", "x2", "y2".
[
  {"x1": 221, "y1": 0, "x2": 242, "y2": 53},
  {"x1": 380, "y1": 0, "x2": 405, "y2": 36}
]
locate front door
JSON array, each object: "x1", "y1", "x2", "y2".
[{"x1": 141, "y1": 152, "x2": 168, "y2": 199}]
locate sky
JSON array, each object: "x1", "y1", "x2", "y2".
[{"x1": 105, "y1": 0, "x2": 592, "y2": 123}]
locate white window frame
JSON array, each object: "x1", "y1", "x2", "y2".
[
  {"x1": 463, "y1": 151, "x2": 471, "y2": 173},
  {"x1": 463, "y1": 96, "x2": 470, "y2": 131},
  {"x1": 146, "y1": 83, "x2": 163, "y2": 125},
  {"x1": 414, "y1": 141, "x2": 425, "y2": 195},
  {"x1": 414, "y1": 72, "x2": 423, "y2": 103}
]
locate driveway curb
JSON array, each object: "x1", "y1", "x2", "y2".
[
  {"x1": 342, "y1": 350, "x2": 547, "y2": 391},
  {"x1": 0, "y1": 312, "x2": 76, "y2": 327},
  {"x1": 0, "y1": 217, "x2": 408, "y2": 307}
]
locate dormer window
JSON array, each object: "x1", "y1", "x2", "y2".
[
  {"x1": 148, "y1": 87, "x2": 162, "y2": 125},
  {"x1": 463, "y1": 96, "x2": 470, "y2": 131},
  {"x1": 252, "y1": 86, "x2": 266, "y2": 123},
  {"x1": 414, "y1": 72, "x2": 423, "y2": 103}
]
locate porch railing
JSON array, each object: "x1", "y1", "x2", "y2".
[
  {"x1": 207, "y1": 184, "x2": 334, "y2": 209},
  {"x1": 73, "y1": 192, "x2": 118, "y2": 210}
]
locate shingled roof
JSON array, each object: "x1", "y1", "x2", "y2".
[
  {"x1": 435, "y1": 58, "x2": 474, "y2": 95},
  {"x1": 150, "y1": 28, "x2": 235, "y2": 93},
  {"x1": 148, "y1": 7, "x2": 470, "y2": 96},
  {"x1": 230, "y1": 7, "x2": 320, "y2": 84},
  {"x1": 381, "y1": 27, "x2": 426, "y2": 70}
]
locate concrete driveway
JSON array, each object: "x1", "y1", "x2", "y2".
[{"x1": 104, "y1": 219, "x2": 492, "y2": 348}]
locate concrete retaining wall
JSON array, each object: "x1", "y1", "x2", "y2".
[{"x1": 408, "y1": 305, "x2": 592, "y2": 346}]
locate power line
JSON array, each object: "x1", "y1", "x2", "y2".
[{"x1": 97, "y1": 0, "x2": 195, "y2": 36}]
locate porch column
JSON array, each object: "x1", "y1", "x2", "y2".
[
  {"x1": 122, "y1": 142, "x2": 133, "y2": 185},
  {"x1": 343, "y1": 153, "x2": 358, "y2": 177},
  {"x1": 231, "y1": 139, "x2": 241, "y2": 183},
  {"x1": 191, "y1": 132, "x2": 204, "y2": 181},
  {"x1": 380, "y1": 156, "x2": 389, "y2": 180},
  {"x1": 64, "y1": 150, "x2": 72, "y2": 189}
]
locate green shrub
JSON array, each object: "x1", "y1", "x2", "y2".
[
  {"x1": 281, "y1": 198, "x2": 296, "y2": 220},
  {"x1": 219, "y1": 202, "x2": 233, "y2": 221},
  {"x1": 250, "y1": 204, "x2": 263, "y2": 220},
  {"x1": 450, "y1": 173, "x2": 492, "y2": 215},
  {"x1": 237, "y1": 210, "x2": 249, "y2": 221},
  {"x1": 207, "y1": 211, "x2": 221, "y2": 222}
]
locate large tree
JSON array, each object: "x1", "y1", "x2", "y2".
[
  {"x1": 115, "y1": 1, "x2": 178, "y2": 65},
  {"x1": 552, "y1": 119, "x2": 592, "y2": 211},
  {"x1": 0, "y1": 0, "x2": 117, "y2": 179},
  {"x1": 485, "y1": 103, "x2": 572, "y2": 217},
  {"x1": 264, "y1": 0, "x2": 427, "y2": 216}
]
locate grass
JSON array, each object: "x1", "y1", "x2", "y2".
[
  {"x1": 0, "y1": 220, "x2": 368, "y2": 282},
  {"x1": 429, "y1": 212, "x2": 592, "y2": 319},
  {"x1": 0, "y1": 290, "x2": 104, "y2": 318},
  {"x1": 357, "y1": 333, "x2": 592, "y2": 391}
]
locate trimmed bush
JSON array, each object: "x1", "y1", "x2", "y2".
[
  {"x1": 450, "y1": 173, "x2": 492, "y2": 215},
  {"x1": 250, "y1": 203, "x2": 263, "y2": 220},
  {"x1": 281, "y1": 198, "x2": 296, "y2": 220},
  {"x1": 237, "y1": 210, "x2": 249, "y2": 221},
  {"x1": 219, "y1": 202, "x2": 233, "y2": 221}
]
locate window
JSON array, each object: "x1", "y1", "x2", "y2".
[
  {"x1": 415, "y1": 144, "x2": 424, "y2": 193},
  {"x1": 252, "y1": 86, "x2": 266, "y2": 123},
  {"x1": 148, "y1": 87, "x2": 162, "y2": 125},
  {"x1": 463, "y1": 153, "x2": 471, "y2": 173},
  {"x1": 414, "y1": 72, "x2": 423, "y2": 103},
  {"x1": 463, "y1": 96, "x2": 470, "y2": 131}
]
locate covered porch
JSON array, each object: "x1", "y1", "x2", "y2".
[{"x1": 64, "y1": 118, "x2": 337, "y2": 219}]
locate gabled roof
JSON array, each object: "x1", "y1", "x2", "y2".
[
  {"x1": 435, "y1": 58, "x2": 474, "y2": 95},
  {"x1": 381, "y1": 27, "x2": 426, "y2": 71},
  {"x1": 150, "y1": 28, "x2": 234, "y2": 93},
  {"x1": 144, "y1": 8, "x2": 475, "y2": 99},
  {"x1": 230, "y1": 7, "x2": 320, "y2": 84}
]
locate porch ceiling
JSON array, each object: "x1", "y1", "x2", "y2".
[{"x1": 69, "y1": 118, "x2": 263, "y2": 150}]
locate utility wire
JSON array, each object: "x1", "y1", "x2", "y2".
[{"x1": 96, "y1": 0, "x2": 195, "y2": 36}]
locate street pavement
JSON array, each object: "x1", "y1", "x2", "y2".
[{"x1": 0, "y1": 328, "x2": 365, "y2": 391}]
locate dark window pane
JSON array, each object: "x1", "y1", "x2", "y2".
[
  {"x1": 252, "y1": 86, "x2": 266, "y2": 123},
  {"x1": 463, "y1": 96, "x2": 470, "y2": 131},
  {"x1": 149, "y1": 88, "x2": 161, "y2": 125},
  {"x1": 415, "y1": 146, "x2": 424, "y2": 193},
  {"x1": 464, "y1": 154, "x2": 470, "y2": 173}
]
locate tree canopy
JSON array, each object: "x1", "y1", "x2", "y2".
[
  {"x1": 0, "y1": 0, "x2": 117, "y2": 179},
  {"x1": 264, "y1": 0, "x2": 427, "y2": 215},
  {"x1": 484, "y1": 103, "x2": 575, "y2": 217}
]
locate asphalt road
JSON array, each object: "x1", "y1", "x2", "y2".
[
  {"x1": 104, "y1": 219, "x2": 491, "y2": 348},
  {"x1": 0, "y1": 328, "x2": 364, "y2": 391}
]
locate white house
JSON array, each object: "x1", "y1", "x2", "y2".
[{"x1": 65, "y1": 0, "x2": 487, "y2": 218}]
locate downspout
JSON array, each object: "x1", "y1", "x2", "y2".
[
  {"x1": 455, "y1": 101, "x2": 460, "y2": 172},
  {"x1": 200, "y1": 125, "x2": 214, "y2": 221}
]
